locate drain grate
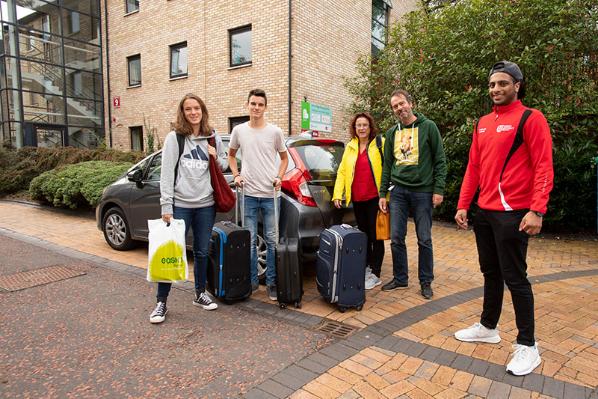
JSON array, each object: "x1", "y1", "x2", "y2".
[
  {"x1": 314, "y1": 320, "x2": 358, "y2": 338},
  {"x1": 0, "y1": 265, "x2": 86, "y2": 292}
]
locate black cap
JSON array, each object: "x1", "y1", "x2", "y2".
[{"x1": 489, "y1": 61, "x2": 524, "y2": 82}]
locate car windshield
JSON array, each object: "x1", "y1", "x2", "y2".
[{"x1": 293, "y1": 142, "x2": 344, "y2": 181}]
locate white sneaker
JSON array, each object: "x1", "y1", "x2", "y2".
[
  {"x1": 365, "y1": 274, "x2": 382, "y2": 290},
  {"x1": 506, "y1": 344, "x2": 541, "y2": 376},
  {"x1": 150, "y1": 301, "x2": 168, "y2": 324},
  {"x1": 454, "y1": 322, "x2": 501, "y2": 343}
]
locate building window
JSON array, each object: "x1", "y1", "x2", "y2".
[
  {"x1": 71, "y1": 71, "x2": 83, "y2": 96},
  {"x1": 127, "y1": 54, "x2": 141, "y2": 87},
  {"x1": 68, "y1": 11, "x2": 80, "y2": 34},
  {"x1": 229, "y1": 116, "x2": 249, "y2": 132},
  {"x1": 170, "y1": 42, "x2": 188, "y2": 78},
  {"x1": 229, "y1": 25, "x2": 252, "y2": 67},
  {"x1": 125, "y1": 0, "x2": 139, "y2": 14},
  {"x1": 372, "y1": 0, "x2": 391, "y2": 57},
  {"x1": 130, "y1": 126, "x2": 143, "y2": 151}
]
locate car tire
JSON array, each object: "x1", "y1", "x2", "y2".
[
  {"x1": 256, "y1": 233, "x2": 267, "y2": 283},
  {"x1": 102, "y1": 207, "x2": 136, "y2": 250}
]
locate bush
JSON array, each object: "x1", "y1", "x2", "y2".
[
  {"x1": 0, "y1": 147, "x2": 144, "y2": 195},
  {"x1": 29, "y1": 161, "x2": 133, "y2": 209},
  {"x1": 345, "y1": 0, "x2": 598, "y2": 232}
]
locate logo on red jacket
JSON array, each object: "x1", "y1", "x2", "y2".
[{"x1": 496, "y1": 124, "x2": 515, "y2": 133}]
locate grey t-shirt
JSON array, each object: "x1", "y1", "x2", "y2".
[
  {"x1": 229, "y1": 122, "x2": 287, "y2": 198},
  {"x1": 159, "y1": 131, "x2": 227, "y2": 215}
]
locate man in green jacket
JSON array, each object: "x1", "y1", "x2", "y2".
[{"x1": 378, "y1": 89, "x2": 447, "y2": 299}]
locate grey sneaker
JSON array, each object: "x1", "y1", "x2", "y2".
[
  {"x1": 193, "y1": 291, "x2": 218, "y2": 311},
  {"x1": 150, "y1": 301, "x2": 167, "y2": 324},
  {"x1": 266, "y1": 285, "x2": 277, "y2": 301}
]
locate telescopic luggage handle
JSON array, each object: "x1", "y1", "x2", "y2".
[
  {"x1": 273, "y1": 185, "x2": 279, "y2": 243},
  {"x1": 235, "y1": 184, "x2": 245, "y2": 227}
]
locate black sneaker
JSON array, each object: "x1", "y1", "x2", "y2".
[
  {"x1": 266, "y1": 284, "x2": 277, "y2": 301},
  {"x1": 193, "y1": 291, "x2": 218, "y2": 310},
  {"x1": 381, "y1": 279, "x2": 409, "y2": 291},
  {"x1": 150, "y1": 301, "x2": 168, "y2": 324},
  {"x1": 421, "y1": 283, "x2": 433, "y2": 299}
]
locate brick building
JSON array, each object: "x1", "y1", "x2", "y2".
[{"x1": 103, "y1": 0, "x2": 418, "y2": 151}]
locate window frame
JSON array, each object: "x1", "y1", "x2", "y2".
[
  {"x1": 169, "y1": 41, "x2": 188, "y2": 79},
  {"x1": 125, "y1": 0, "x2": 139, "y2": 14},
  {"x1": 228, "y1": 25, "x2": 252, "y2": 68},
  {"x1": 371, "y1": 0, "x2": 390, "y2": 57},
  {"x1": 127, "y1": 54, "x2": 141, "y2": 87},
  {"x1": 130, "y1": 125, "x2": 144, "y2": 152}
]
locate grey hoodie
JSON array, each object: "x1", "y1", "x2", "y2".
[{"x1": 160, "y1": 131, "x2": 228, "y2": 215}]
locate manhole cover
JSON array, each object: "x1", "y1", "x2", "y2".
[
  {"x1": 314, "y1": 320, "x2": 358, "y2": 338},
  {"x1": 0, "y1": 266, "x2": 86, "y2": 292}
]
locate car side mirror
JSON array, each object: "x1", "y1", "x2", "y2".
[{"x1": 127, "y1": 169, "x2": 143, "y2": 182}]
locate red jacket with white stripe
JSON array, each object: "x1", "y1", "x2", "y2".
[{"x1": 457, "y1": 100, "x2": 553, "y2": 214}]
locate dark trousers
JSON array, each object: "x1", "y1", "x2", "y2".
[
  {"x1": 353, "y1": 197, "x2": 385, "y2": 277},
  {"x1": 157, "y1": 205, "x2": 216, "y2": 300},
  {"x1": 473, "y1": 208, "x2": 535, "y2": 346},
  {"x1": 389, "y1": 186, "x2": 434, "y2": 284}
]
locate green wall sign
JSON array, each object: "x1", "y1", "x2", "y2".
[{"x1": 301, "y1": 101, "x2": 332, "y2": 133}]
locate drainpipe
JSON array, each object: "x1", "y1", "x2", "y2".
[
  {"x1": 103, "y1": 0, "x2": 113, "y2": 148},
  {"x1": 287, "y1": 0, "x2": 292, "y2": 136}
]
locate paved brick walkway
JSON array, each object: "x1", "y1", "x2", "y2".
[{"x1": 0, "y1": 201, "x2": 596, "y2": 398}]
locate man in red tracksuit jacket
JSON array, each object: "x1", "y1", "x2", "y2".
[{"x1": 453, "y1": 61, "x2": 553, "y2": 376}]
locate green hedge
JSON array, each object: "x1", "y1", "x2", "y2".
[
  {"x1": 0, "y1": 147, "x2": 144, "y2": 195},
  {"x1": 29, "y1": 161, "x2": 133, "y2": 209}
]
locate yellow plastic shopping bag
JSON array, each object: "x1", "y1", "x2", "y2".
[{"x1": 146, "y1": 219, "x2": 188, "y2": 282}]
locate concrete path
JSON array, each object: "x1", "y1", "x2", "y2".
[{"x1": 0, "y1": 201, "x2": 596, "y2": 398}]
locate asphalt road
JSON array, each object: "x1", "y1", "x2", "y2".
[{"x1": 0, "y1": 233, "x2": 331, "y2": 398}]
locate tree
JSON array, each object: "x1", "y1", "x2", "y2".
[{"x1": 345, "y1": 0, "x2": 598, "y2": 231}]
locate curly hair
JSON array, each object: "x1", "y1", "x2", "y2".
[
  {"x1": 174, "y1": 93, "x2": 212, "y2": 136},
  {"x1": 348, "y1": 112, "x2": 378, "y2": 141}
]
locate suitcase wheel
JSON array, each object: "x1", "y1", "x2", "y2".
[
  {"x1": 338, "y1": 306, "x2": 347, "y2": 313},
  {"x1": 279, "y1": 302, "x2": 287, "y2": 309},
  {"x1": 356, "y1": 305, "x2": 363, "y2": 311},
  {"x1": 294, "y1": 301, "x2": 301, "y2": 309}
]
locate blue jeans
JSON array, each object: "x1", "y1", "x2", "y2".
[
  {"x1": 243, "y1": 195, "x2": 279, "y2": 286},
  {"x1": 389, "y1": 186, "x2": 434, "y2": 285},
  {"x1": 157, "y1": 205, "x2": 215, "y2": 299}
]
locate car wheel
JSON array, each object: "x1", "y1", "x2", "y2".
[
  {"x1": 102, "y1": 207, "x2": 136, "y2": 250},
  {"x1": 256, "y1": 233, "x2": 267, "y2": 283}
]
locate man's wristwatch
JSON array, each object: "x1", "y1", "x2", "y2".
[{"x1": 532, "y1": 211, "x2": 544, "y2": 218}]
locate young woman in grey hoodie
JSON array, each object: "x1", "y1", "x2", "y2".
[{"x1": 150, "y1": 93, "x2": 228, "y2": 324}]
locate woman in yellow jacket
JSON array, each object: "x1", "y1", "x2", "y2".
[{"x1": 333, "y1": 112, "x2": 385, "y2": 290}]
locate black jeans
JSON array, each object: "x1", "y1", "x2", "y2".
[
  {"x1": 352, "y1": 197, "x2": 385, "y2": 277},
  {"x1": 473, "y1": 208, "x2": 535, "y2": 346}
]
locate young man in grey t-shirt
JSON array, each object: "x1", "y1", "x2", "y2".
[{"x1": 228, "y1": 89, "x2": 289, "y2": 301}]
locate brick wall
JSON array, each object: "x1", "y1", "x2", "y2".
[{"x1": 101, "y1": 0, "x2": 418, "y2": 149}]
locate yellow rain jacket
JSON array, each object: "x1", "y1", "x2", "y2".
[{"x1": 333, "y1": 136, "x2": 385, "y2": 206}]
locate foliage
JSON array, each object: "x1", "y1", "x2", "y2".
[
  {"x1": 144, "y1": 115, "x2": 161, "y2": 154},
  {"x1": 0, "y1": 147, "x2": 144, "y2": 195},
  {"x1": 29, "y1": 161, "x2": 132, "y2": 209},
  {"x1": 345, "y1": 0, "x2": 598, "y2": 231}
]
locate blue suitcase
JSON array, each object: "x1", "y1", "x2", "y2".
[
  {"x1": 316, "y1": 224, "x2": 367, "y2": 312},
  {"x1": 207, "y1": 221, "x2": 252, "y2": 303}
]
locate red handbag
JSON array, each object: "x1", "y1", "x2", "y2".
[{"x1": 208, "y1": 137, "x2": 235, "y2": 213}]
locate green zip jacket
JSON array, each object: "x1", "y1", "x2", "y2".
[{"x1": 379, "y1": 112, "x2": 447, "y2": 197}]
